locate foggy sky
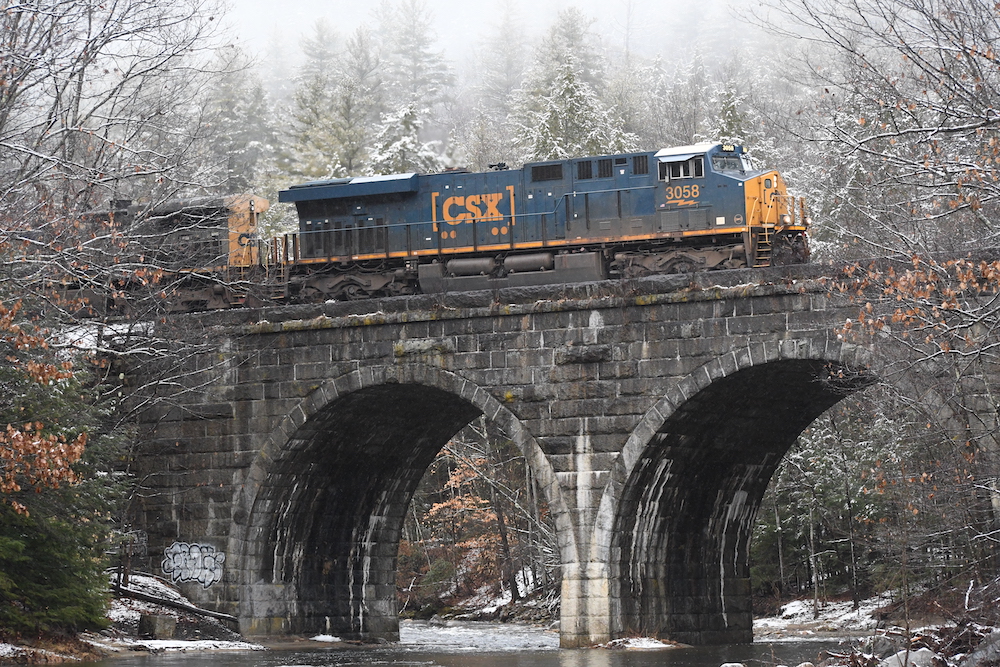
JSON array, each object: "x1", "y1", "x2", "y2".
[{"x1": 223, "y1": 0, "x2": 751, "y2": 65}]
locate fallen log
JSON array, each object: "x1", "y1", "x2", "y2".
[{"x1": 115, "y1": 585, "x2": 238, "y2": 627}]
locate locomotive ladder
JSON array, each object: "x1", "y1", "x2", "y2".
[{"x1": 753, "y1": 225, "x2": 774, "y2": 267}]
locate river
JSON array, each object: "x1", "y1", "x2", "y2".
[{"x1": 82, "y1": 620, "x2": 856, "y2": 667}]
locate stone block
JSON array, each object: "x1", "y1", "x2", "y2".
[{"x1": 138, "y1": 614, "x2": 176, "y2": 639}]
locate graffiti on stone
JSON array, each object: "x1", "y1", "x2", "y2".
[{"x1": 161, "y1": 542, "x2": 225, "y2": 589}]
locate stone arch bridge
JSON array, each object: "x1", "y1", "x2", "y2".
[{"x1": 132, "y1": 263, "x2": 869, "y2": 648}]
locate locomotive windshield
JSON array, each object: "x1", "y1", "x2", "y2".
[{"x1": 711, "y1": 155, "x2": 752, "y2": 173}]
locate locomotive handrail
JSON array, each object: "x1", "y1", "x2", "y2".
[
  {"x1": 566, "y1": 184, "x2": 657, "y2": 197},
  {"x1": 770, "y1": 194, "x2": 806, "y2": 228},
  {"x1": 282, "y1": 207, "x2": 590, "y2": 264},
  {"x1": 748, "y1": 196, "x2": 763, "y2": 227}
]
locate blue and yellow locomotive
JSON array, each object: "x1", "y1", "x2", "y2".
[{"x1": 276, "y1": 142, "x2": 809, "y2": 300}]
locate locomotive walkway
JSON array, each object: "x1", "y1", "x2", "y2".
[{"x1": 132, "y1": 263, "x2": 871, "y2": 647}]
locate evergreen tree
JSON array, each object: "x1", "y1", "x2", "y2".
[
  {"x1": 666, "y1": 55, "x2": 711, "y2": 144},
  {"x1": 512, "y1": 57, "x2": 639, "y2": 162},
  {"x1": 375, "y1": 0, "x2": 453, "y2": 112},
  {"x1": 0, "y1": 298, "x2": 125, "y2": 634},
  {"x1": 473, "y1": 0, "x2": 528, "y2": 117},
  {"x1": 709, "y1": 86, "x2": 750, "y2": 146},
  {"x1": 286, "y1": 73, "x2": 347, "y2": 179},
  {"x1": 203, "y1": 51, "x2": 281, "y2": 193},
  {"x1": 259, "y1": 32, "x2": 295, "y2": 103},
  {"x1": 452, "y1": 105, "x2": 515, "y2": 172},
  {"x1": 331, "y1": 26, "x2": 385, "y2": 175},
  {"x1": 528, "y1": 8, "x2": 604, "y2": 96},
  {"x1": 367, "y1": 104, "x2": 447, "y2": 175},
  {"x1": 300, "y1": 19, "x2": 340, "y2": 82},
  {"x1": 283, "y1": 22, "x2": 386, "y2": 180}
]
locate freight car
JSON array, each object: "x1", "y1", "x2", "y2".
[{"x1": 274, "y1": 142, "x2": 809, "y2": 300}]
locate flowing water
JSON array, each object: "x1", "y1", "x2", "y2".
[{"x1": 83, "y1": 620, "x2": 854, "y2": 667}]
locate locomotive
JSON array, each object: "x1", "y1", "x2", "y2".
[
  {"x1": 274, "y1": 142, "x2": 809, "y2": 300},
  {"x1": 56, "y1": 194, "x2": 270, "y2": 313}
]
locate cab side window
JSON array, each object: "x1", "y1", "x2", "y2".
[{"x1": 658, "y1": 157, "x2": 704, "y2": 181}]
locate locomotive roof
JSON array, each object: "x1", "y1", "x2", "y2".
[
  {"x1": 279, "y1": 173, "x2": 418, "y2": 202},
  {"x1": 654, "y1": 142, "x2": 732, "y2": 158},
  {"x1": 278, "y1": 143, "x2": 747, "y2": 204}
]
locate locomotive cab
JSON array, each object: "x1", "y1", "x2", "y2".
[{"x1": 645, "y1": 143, "x2": 809, "y2": 272}]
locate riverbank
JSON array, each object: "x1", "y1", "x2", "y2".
[{"x1": 1, "y1": 578, "x2": 996, "y2": 664}]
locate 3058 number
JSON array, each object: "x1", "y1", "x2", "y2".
[{"x1": 665, "y1": 184, "x2": 700, "y2": 200}]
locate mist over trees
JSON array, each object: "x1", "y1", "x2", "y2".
[
  {"x1": 4, "y1": 0, "x2": 1000, "y2": 630},
  {"x1": 246, "y1": 0, "x2": 775, "y2": 216}
]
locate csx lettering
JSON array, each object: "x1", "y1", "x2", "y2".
[
  {"x1": 480, "y1": 192, "x2": 503, "y2": 219},
  {"x1": 443, "y1": 196, "x2": 470, "y2": 223},
  {"x1": 441, "y1": 192, "x2": 506, "y2": 224}
]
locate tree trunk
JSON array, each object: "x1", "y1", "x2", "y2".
[
  {"x1": 774, "y1": 494, "x2": 785, "y2": 597},
  {"x1": 491, "y1": 485, "x2": 520, "y2": 601},
  {"x1": 809, "y1": 504, "x2": 819, "y2": 619}
]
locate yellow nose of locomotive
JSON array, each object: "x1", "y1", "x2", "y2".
[{"x1": 743, "y1": 171, "x2": 809, "y2": 267}]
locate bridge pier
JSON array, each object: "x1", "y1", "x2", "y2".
[
  {"x1": 558, "y1": 562, "x2": 610, "y2": 647},
  {"x1": 131, "y1": 266, "x2": 870, "y2": 647}
]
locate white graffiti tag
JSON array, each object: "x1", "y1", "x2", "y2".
[{"x1": 161, "y1": 542, "x2": 225, "y2": 589}]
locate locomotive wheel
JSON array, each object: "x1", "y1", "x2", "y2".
[
  {"x1": 663, "y1": 257, "x2": 697, "y2": 274},
  {"x1": 340, "y1": 284, "x2": 370, "y2": 300}
]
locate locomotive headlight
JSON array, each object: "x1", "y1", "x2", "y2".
[{"x1": 780, "y1": 214, "x2": 792, "y2": 225}]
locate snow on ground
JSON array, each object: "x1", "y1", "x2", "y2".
[
  {"x1": 0, "y1": 644, "x2": 25, "y2": 659},
  {"x1": 596, "y1": 637, "x2": 681, "y2": 649},
  {"x1": 107, "y1": 573, "x2": 191, "y2": 625},
  {"x1": 125, "y1": 639, "x2": 266, "y2": 652},
  {"x1": 399, "y1": 619, "x2": 559, "y2": 651},
  {"x1": 86, "y1": 633, "x2": 265, "y2": 653},
  {"x1": 754, "y1": 595, "x2": 894, "y2": 639},
  {"x1": 95, "y1": 573, "x2": 266, "y2": 653}
]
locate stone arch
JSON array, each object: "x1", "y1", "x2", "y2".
[
  {"x1": 227, "y1": 362, "x2": 573, "y2": 638},
  {"x1": 595, "y1": 337, "x2": 871, "y2": 645}
]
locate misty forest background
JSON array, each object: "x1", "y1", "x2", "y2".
[{"x1": 3, "y1": 0, "x2": 1000, "y2": 634}]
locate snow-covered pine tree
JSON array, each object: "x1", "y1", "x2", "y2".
[
  {"x1": 513, "y1": 57, "x2": 639, "y2": 162},
  {"x1": 300, "y1": 18, "x2": 340, "y2": 82},
  {"x1": 367, "y1": 104, "x2": 447, "y2": 175},
  {"x1": 329, "y1": 26, "x2": 385, "y2": 176},
  {"x1": 203, "y1": 50, "x2": 282, "y2": 193},
  {"x1": 285, "y1": 72, "x2": 346, "y2": 179},
  {"x1": 375, "y1": 0, "x2": 453, "y2": 113}
]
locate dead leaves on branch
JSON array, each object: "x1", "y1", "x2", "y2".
[
  {"x1": 0, "y1": 300, "x2": 74, "y2": 384},
  {"x1": 0, "y1": 424, "x2": 86, "y2": 515},
  {"x1": 836, "y1": 255, "x2": 1000, "y2": 354},
  {"x1": 0, "y1": 299, "x2": 86, "y2": 514}
]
